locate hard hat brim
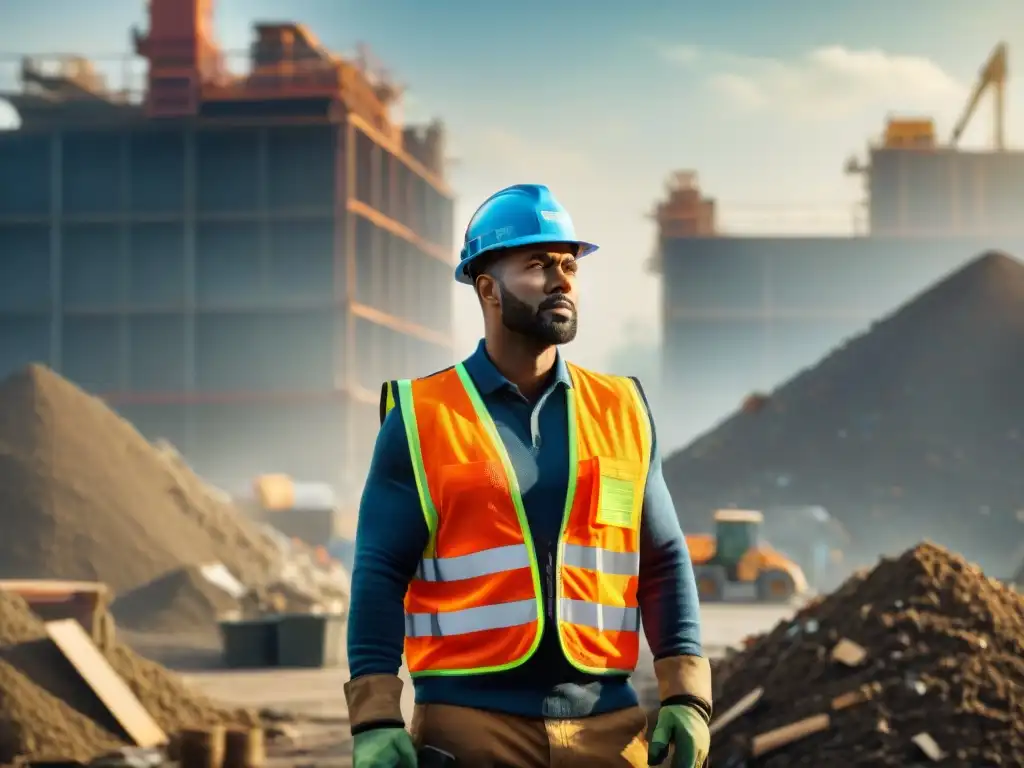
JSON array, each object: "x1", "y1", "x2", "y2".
[{"x1": 454, "y1": 237, "x2": 599, "y2": 285}]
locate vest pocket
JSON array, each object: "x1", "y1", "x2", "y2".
[{"x1": 592, "y1": 456, "x2": 642, "y2": 530}]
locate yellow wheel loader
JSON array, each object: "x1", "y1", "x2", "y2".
[{"x1": 686, "y1": 509, "x2": 808, "y2": 603}]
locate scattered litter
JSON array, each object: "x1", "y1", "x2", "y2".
[
  {"x1": 911, "y1": 732, "x2": 945, "y2": 762},
  {"x1": 829, "y1": 638, "x2": 867, "y2": 667}
]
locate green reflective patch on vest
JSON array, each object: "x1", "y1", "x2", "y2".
[{"x1": 597, "y1": 475, "x2": 636, "y2": 528}]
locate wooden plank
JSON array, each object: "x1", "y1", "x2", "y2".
[
  {"x1": 710, "y1": 687, "x2": 763, "y2": 735},
  {"x1": 751, "y1": 713, "x2": 830, "y2": 757},
  {"x1": 45, "y1": 619, "x2": 167, "y2": 747},
  {"x1": 0, "y1": 579, "x2": 108, "y2": 595}
]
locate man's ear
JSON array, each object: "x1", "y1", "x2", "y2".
[{"x1": 476, "y1": 274, "x2": 501, "y2": 307}]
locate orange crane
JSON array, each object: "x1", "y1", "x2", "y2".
[
  {"x1": 843, "y1": 41, "x2": 1010, "y2": 231},
  {"x1": 949, "y1": 42, "x2": 1007, "y2": 150}
]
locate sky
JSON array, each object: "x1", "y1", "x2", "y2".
[{"x1": 3, "y1": 0, "x2": 1024, "y2": 445}]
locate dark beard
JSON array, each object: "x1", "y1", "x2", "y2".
[{"x1": 497, "y1": 281, "x2": 578, "y2": 345}]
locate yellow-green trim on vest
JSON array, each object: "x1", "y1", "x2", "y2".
[
  {"x1": 400, "y1": 362, "x2": 548, "y2": 677},
  {"x1": 394, "y1": 379, "x2": 437, "y2": 557},
  {"x1": 554, "y1": 368, "x2": 653, "y2": 676}
]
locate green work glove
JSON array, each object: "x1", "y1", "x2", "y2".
[
  {"x1": 648, "y1": 704, "x2": 710, "y2": 767},
  {"x1": 353, "y1": 727, "x2": 418, "y2": 768}
]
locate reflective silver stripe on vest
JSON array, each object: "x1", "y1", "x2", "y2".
[
  {"x1": 416, "y1": 543, "x2": 531, "y2": 583},
  {"x1": 559, "y1": 598, "x2": 640, "y2": 633},
  {"x1": 562, "y1": 544, "x2": 639, "y2": 577},
  {"x1": 405, "y1": 598, "x2": 538, "y2": 638}
]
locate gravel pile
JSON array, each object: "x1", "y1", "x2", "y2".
[{"x1": 664, "y1": 251, "x2": 1024, "y2": 574}]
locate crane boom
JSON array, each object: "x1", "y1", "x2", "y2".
[{"x1": 949, "y1": 42, "x2": 1008, "y2": 150}]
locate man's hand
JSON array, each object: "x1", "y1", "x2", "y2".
[
  {"x1": 345, "y1": 675, "x2": 414, "y2": 767},
  {"x1": 647, "y1": 704, "x2": 709, "y2": 767},
  {"x1": 353, "y1": 727, "x2": 418, "y2": 767}
]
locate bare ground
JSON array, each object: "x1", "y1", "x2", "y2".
[{"x1": 122, "y1": 603, "x2": 797, "y2": 766}]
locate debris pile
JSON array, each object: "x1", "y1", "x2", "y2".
[
  {"x1": 112, "y1": 565, "x2": 241, "y2": 635},
  {"x1": 664, "y1": 251, "x2": 1024, "y2": 572},
  {"x1": 709, "y1": 542, "x2": 1024, "y2": 766},
  {"x1": 0, "y1": 590, "x2": 255, "y2": 764},
  {"x1": 245, "y1": 527, "x2": 351, "y2": 616}
]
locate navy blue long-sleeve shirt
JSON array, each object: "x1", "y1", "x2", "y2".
[{"x1": 347, "y1": 340, "x2": 702, "y2": 719}]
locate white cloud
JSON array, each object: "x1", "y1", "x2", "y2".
[
  {"x1": 656, "y1": 43, "x2": 701, "y2": 66},
  {"x1": 704, "y1": 46, "x2": 967, "y2": 121},
  {"x1": 453, "y1": 127, "x2": 591, "y2": 185}
]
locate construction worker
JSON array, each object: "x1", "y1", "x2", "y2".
[{"x1": 346, "y1": 184, "x2": 711, "y2": 767}]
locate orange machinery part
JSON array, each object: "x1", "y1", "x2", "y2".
[
  {"x1": 684, "y1": 533, "x2": 716, "y2": 565},
  {"x1": 685, "y1": 536, "x2": 807, "y2": 591},
  {"x1": 0, "y1": 579, "x2": 110, "y2": 641}
]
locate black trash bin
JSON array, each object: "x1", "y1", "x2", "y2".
[
  {"x1": 219, "y1": 616, "x2": 280, "y2": 668},
  {"x1": 275, "y1": 612, "x2": 345, "y2": 668}
]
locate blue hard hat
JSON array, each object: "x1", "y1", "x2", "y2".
[{"x1": 455, "y1": 184, "x2": 598, "y2": 285}]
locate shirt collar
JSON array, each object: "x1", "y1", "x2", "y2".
[{"x1": 462, "y1": 338, "x2": 573, "y2": 396}]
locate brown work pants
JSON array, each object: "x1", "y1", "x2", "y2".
[{"x1": 410, "y1": 703, "x2": 650, "y2": 767}]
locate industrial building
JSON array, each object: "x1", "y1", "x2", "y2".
[
  {"x1": 654, "y1": 43, "x2": 1024, "y2": 443},
  {"x1": 0, "y1": 1, "x2": 455, "y2": 496}
]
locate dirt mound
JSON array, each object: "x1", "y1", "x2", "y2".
[
  {"x1": 113, "y1": 566, "x2": 240, "y2": 634},
  {"x1": 710, "y1": 542, "x2": 1024, "y2": 766},
  {"x1": 664, "y1": 251, "x2": 1024, "y2": 574},
  {"x1": 0, "y1": 590, "x2": 254, "y2": 764},
  {"x1": 0, "y1": 364, "x2": 281, "y2": 594}
]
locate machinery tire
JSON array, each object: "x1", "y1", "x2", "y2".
[
  {"x1": 694, "y1": 564, "x2": 728, "y2": 603},
  {"x1": 756, "y1": 569, "x2": 796, "y2": 603}
]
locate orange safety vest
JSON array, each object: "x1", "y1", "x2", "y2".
[{"x1": 380, "y1": 361, "x2": 652, "y2": 678}]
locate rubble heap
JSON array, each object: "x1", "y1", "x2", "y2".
[
  {"x1": 0, "y1": 364, "x2": 282, "y2": 594},
  {"x1": 0, "y1": 590, "x2": 254, "y2": 764},
  {"x1": 709, "y1": 542, "x2": 1024, "y2": 766},
  {"x1": 664, "y1": 251, "x2": 1024, "y2": 571},
  {"x1": 112, "y1": 565, "x2": 240, "y2": 634}
]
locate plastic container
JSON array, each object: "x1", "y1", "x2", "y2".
[
  {"x1": 275, "y1": 613, "x2": 345, "y2": 668},
  {"x1": 219, "y1": 617, "x2": 280, "y2": 668}
]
